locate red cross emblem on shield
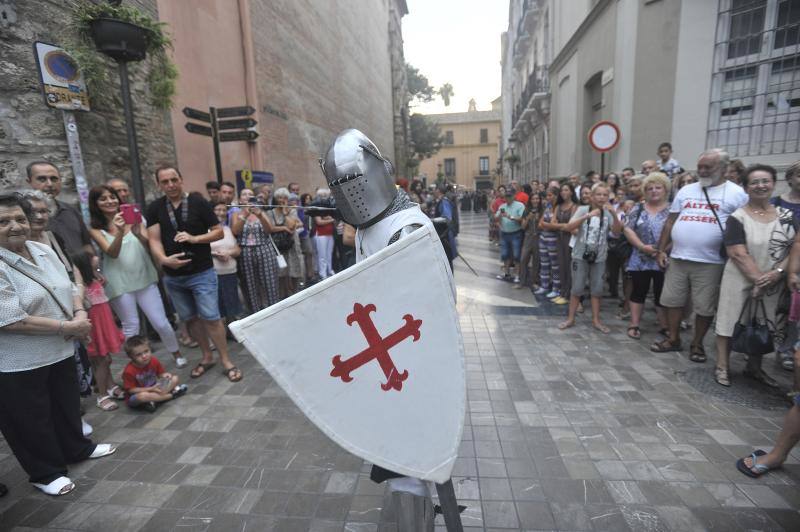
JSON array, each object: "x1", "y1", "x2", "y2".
[{"x1": 330, "y1": 303, "x2": 422, "y2": 391}]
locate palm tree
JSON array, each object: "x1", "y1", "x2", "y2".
[{"x1": 438, "y1": 83, "x2": 454, "y2": 107}]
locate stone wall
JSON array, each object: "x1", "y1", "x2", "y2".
[{"x1": 0, "y1": 0, "x2": 176, "y2": 205}]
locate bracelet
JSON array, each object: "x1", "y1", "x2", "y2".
[{"x1": 57, "y1": 321, "x2": 64, "y2": 335}]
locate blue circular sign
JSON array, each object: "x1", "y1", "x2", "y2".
[{"x1": 44, "y1": 51, "x2": 79, "y2": 83}]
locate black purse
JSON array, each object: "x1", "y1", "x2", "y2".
[
  {"x1": 702, "y1": 187, "x2": 727, "y2": 260},
  {"x1": 731, "y1": 297, "x2": 774, "y2": 356}
]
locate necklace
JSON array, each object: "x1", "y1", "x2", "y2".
[{"x1": 748, "y1": 204, "x2": 771, "y2": 216}]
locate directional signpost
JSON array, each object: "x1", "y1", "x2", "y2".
[{"x1": 183, "y1": 105, "x2": 259, "y2": 183}]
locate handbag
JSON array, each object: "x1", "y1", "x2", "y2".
[
  {"x1": 702, "y1": 187, "x2": 728, "y2": 260},
  {"x1": 268, "y1": 236, "x2": 288, "y2": 270},
  {"x1": 731, "y1": 297, "x2": 774, "y2": 356}
]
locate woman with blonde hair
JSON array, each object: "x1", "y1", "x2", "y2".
[{"x1": 623, "y1": 172, "x2": 671, "y2": 339}]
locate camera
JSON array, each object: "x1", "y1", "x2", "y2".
[
  {"x1": 181, "y1": 249, "x2": 195, "y2": 261},
  {"x1": 582, "y1": 249, "x2": 597, "y2": 264}
]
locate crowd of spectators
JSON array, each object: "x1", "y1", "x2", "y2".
[{"x1": 486, "y1": 145, "x2": 800, "y2": 395}]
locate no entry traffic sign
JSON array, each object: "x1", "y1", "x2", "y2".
[{"x1": 588, "y1": 120, "x2": 621, "y2": 152}]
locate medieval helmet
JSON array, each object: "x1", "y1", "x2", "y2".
[{"x1": 319, "y1": 129, "x2": 397, "y2": 227}]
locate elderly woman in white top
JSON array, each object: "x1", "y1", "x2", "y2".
[{"x1": 0, "y1": 193, "x2": 116, "y2": 497}]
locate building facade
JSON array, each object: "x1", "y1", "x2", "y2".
[
  {"x1": 417, "y1": 99, "x2": 502, "y2": 190},
  {"x1": 502, "y1": 0, "x2": 800, "y2": 182},
  {"x1": 159, "y1": 0, "x2": 410, "y2": 194}
]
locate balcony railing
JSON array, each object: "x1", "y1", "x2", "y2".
[{"x1": 512, "y1": 66, "x2": 550, "y2": 126}]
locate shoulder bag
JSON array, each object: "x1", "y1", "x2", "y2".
[
  {"x1": 731, "y1": 297, "x2": 774, "y2": 356},
  {"x1": 268, "y1": 235, "x2": 288, "y2": 270},
  {"x1": 702, "y1": 187, "x2": 728, "y2": 260}
]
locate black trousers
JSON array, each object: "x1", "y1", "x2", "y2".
[{"x1": 0, "y1": 356, "x2": 94, "y2": 484}]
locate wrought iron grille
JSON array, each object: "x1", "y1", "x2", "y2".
[{"x1": 708, "y1": 0, "x2": 800, "y2": 157}]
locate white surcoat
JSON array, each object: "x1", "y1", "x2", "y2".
[{"x1": 354, "y1": 206, "x2": 432, "y2": 262}]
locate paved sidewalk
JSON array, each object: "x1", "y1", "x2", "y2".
[{"x1": 0, "y1": 211, "x2": 798, "y2": 531}]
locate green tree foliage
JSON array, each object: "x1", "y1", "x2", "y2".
[
  {"x1": 406, "y1": 63, "x2": 435, "y2": 103},
  {"x1": 409, "y1": 113, "x2": 444, "y2": 162},
  {"x1": 438, "y1": 83, "x2": 454, "y2": 107}
]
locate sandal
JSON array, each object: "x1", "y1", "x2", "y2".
[
  {"x1": 593, "y1": 322, "x2": 610, "y2": 334},
  {"x1": 743, "y1": 369, "x2": 779, "y2": 388},
  {"x1": 689, "y1": 344, "x2": 707, "y2": 363},
  {"x1": 627, "y1": 326, "x2": 641, "y2": 339},
  {"x1": 89, "y1": 443, "x2": 117, "y2": 459},
  {"x1": 107, "y1": 385, "x2": 124, "y2": 400},
  {"x1": 96, "y1": 395, "x2": 118, "y2": 411},
  {"x1": 557, "y1": 321, "x2": 575, "y2": 330},
  {"x1": 191, "y1": 362, "x2": 216, "y2": 379},
  {"x1": 223, "y1": 366, "x2": 243, "y2": 382},
  {"x1": 736, "y1": 450, "x2": 774, "y2": 478},
  {"x1": 179, "y1": 336, "x2": 198, "y2": 348},
  {"x1": 650, "y1": 338, "x2": 682, "y2": 352},
  {"x1": 715, "y1": 367, "x2": 731, "y2": 387},
  {"x1": 33, "y1": 476, "x2": 75, "y2": 496}
]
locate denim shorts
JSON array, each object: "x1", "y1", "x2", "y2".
[
  {"x1": 500, "y1": 230, "x2": 523, "y2": 261},
  {"x1": 163, "y1": 267, "x2": 221, "y2": 322}
]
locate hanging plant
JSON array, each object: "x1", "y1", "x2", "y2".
[
  {"x1": 504, "y1": 153, "x2": 520, "y2": 165},
  {"x1": 61, "y1": 0, "x2": 178, "y2": 109}
]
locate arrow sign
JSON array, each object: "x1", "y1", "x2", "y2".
[
  {"x1": 220, "y1": 130, "x2": 259, "y2": 142},
  {"x1": 217, "y1": 105, "x2": 255, "y2": 118},
  {"x1": 185, "y1": 122, "x2": 212, "y2": 136},
  {"x1": 218, "y1": 118, "x2": 257, "y2": 130},
  {"x1": 182, "y1": 107, "x2": 211, "y2": 122}
]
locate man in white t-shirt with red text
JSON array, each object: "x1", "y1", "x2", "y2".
[{"x1": 651, "y1": 149, "x2": 748, "y2": 361}]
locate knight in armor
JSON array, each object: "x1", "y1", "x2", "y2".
[{"x1": 319, "y1": 128, "x2": 441, "y2": 531}]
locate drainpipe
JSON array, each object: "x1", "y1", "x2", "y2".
[{"x1": 238, "y1": 0, "x2": 264, "y2": 170}]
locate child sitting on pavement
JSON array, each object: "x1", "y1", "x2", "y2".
[{"x1": 122, "y1": 335, "x2": 187, "y2": 412}]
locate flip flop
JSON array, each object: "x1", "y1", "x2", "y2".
[
  {"x1": 557, "y1": 321, "x2": 575, "y2": 330},
  {"x1": 191, "y1": 362, "x2": 216, "y2": 379},
  {"x1": 736, "y1": 450, "x2": 772, "y2": 478},
  {"x1": 33, "y1": 476, "x2": 75, "y2": 496}
]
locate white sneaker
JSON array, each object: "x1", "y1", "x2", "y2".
[
  {"x1": 81, "y1": 418, "x2": 93, "y2": 437},
  {"x1": 534, "y1": 287, "x2": 548, "y2": 295},
  {"x1": 513, "y1": 276, "x2": 520, "y2": 284},
  {"x1": 89, "y1": 443, "x2": 117, "y2": 459},
  {"x1": 174, "y1": 356, "x2": 188, "y2": 368},
  {"x1": 546, "y1": 291, "x2": 559, "y2": 299}
]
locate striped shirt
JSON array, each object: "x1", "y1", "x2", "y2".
[{"x1": 0, "y1": 241, "x2": 75, "y2": 372}]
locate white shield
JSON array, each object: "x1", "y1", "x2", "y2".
[{"x1": 229, "y1": 225, "x2": 465, "y2": 483}]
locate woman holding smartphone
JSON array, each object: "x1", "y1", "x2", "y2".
[{"x1": 88, "y1": 185, "x2": 186, "y2": 368}]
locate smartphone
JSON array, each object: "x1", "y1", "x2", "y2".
[{"x1": 120, "y1": 203, "x2": 142, "y2": 225}]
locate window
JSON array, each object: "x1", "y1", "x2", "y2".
[
  {"x1": 726, "y1": 0, "x2": 766, "y2": 59},
  {"x1": 444, "y1": 131, "x2": 454, "y2": 145},
  {"x1": 479, "y1": 157, "x2": 489, "y2": 175},
  {"x1": 479, "y1": 128, "x2": 488, "y2": 144},
  {"x1": 708, "y1": 0, "x2": 800, "y2": 156},
  {"x1": 444, "y1": 158, "x2": 456, "y2": 177}
]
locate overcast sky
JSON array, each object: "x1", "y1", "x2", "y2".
[{"x1": 403, "y1": 0, "x2": 508, "y2": 115}]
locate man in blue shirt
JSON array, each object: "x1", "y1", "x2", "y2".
[
  {"x1": 433, "y1": 184, "x2": 457, "y2": 270},
  {"x1": 494, "y1": 190, "x2": 526, "y2": 283}
]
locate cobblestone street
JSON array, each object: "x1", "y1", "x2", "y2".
[{"x1": 0, "y1": 211, "x2": 799, "y2": 531}]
